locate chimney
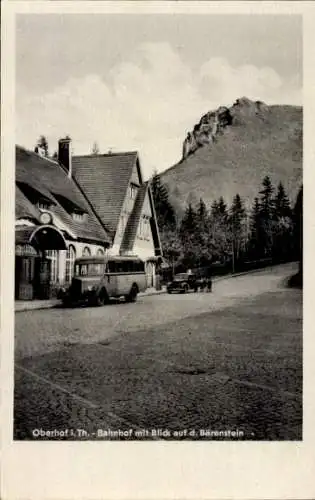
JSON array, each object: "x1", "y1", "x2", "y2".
[{"x1": 58, "y1": 137, "x2": 72, "y2": 178}]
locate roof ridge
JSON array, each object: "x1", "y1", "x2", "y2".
[
  {"x1": 71, "y1": 152, "x2": 141, "y2": 234},
  {"x1": 16, "y1": 144, "x2": 60, "y2": 166},
  {"x1": 73, "y1": 151, "x2": 138, "y2": 159}
]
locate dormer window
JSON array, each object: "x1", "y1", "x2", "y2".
[
  {"x1": 17, "y1": 182, "x2": 56, "y2": 208},
  {"x1": 138, "y1": 215, "x2": 151, "y2": 240},
  {"x1": 52, "y1": 193, "x2": 87, "y2": 220},
  {"x1": 72, "y1": 211, "x2": 86, "y2": 222},
  {"x1": 37, "y1": 199, "x2": 52, "y2": 210},
  {"x1": 129, "y1": 184, "x2": 138, "y2": 200}
]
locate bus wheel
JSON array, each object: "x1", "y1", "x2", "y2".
[
  {"x1": 96, "y1": 289, "x2": 108, "y2": 306},
  {"x1": 62, "y1": 298, "x2": 73, "y2": 308},
  {"x1": 126, "y1": 284, "x2": 138, "y2": 303}
]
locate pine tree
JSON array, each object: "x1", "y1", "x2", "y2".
[
  {"x1": 258, "y1": 176, "x2": 275, "y2": 257},
  {"x1": 218, "y1": 196, "x2": 227, "y2": 217},
  {"x1": 150, "y1": 172, "x2": 176, "y2": 232},
  {"x1": 230, "y1": 194, "x2": 246, "y2": 232},
  {"x1": 274, "y1": 182, "x2": 291, "y2": 219},
  {"x1": 179, "y1": 203, "x2": 199, "y2": 267},
  {"x1": 259, "y1": 176, "x2": 274, "y2": 219},
  {"x1": 36, "y1": 135, "x2": 49, "y2": 157},
  {"x1": 293, "y1": 186, "x2": 303, "y2": 265},
  {"x1": 249, "y1": 197, "x2": 263, "y2": 259},
  {"x1": 196, "y1": 197, "x2": 208, "y2": 239},
  {"x1": 195, "y1": 198, "x2": 213, "y2": 265},
  {"x1": 196, "y1": 198, "x2": 207, "y2": 223},
  {"x1": 210, "y1": 200, "x2": 219, "y2": 218},
  {"x1": 208, "y1": 196, "x2": 231, "y2": 261},
  {"x1": 272, "y1": 182, "x2": 293, "y2": 262},
  {"x1": 180, "y1": 203, "x2": 196, "y2": 236},
  {"x1": 91, "y1": 142, "x2": 100, "y2": 155},
  {"x1": 229, "y1": 194, "x2": 247, "y2": 262},
  {"x1": 250, "y1": 197, "x2": 260, "y2": 237}
]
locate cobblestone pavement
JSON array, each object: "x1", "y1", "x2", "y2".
[{"x1": 14, "y1": 263, "x2": 302, "y2": 440}]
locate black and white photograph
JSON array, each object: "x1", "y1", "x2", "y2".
[{"x1": 10, "y1": 4, "x2": 303, "y2": 446}]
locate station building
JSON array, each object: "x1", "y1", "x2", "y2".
[{"x1": 15, "y1": 139, "x2": 162, "y2": 300}]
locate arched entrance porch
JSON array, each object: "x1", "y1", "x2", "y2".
[{"x1": 15, "y1": 225, "x2": 67, "y2": 300}]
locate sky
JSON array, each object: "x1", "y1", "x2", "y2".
[{"x1": 16, "y1": 14, "x2": 302, "y2": 178}]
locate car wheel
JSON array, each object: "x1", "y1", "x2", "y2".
[
  {"x1": 95, "y1": 289, "x2": 108, "y2": 306},
  {"x1": 126, "y1": 284, "x2": 138, "y2": 303}
]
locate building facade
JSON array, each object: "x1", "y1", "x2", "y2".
[
  {"x1": 72, "y1": 148, "x2": 162, "y2": 289},
  {"x1": 15, "y1": 143, "x2": 111, "y2": 300},
  {"x1": 15, "y1": 139, "x2": 162, "y2": 300}
]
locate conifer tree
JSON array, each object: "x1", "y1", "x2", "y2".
[
  {"x1": 208, "y1": 196, "x2": 230, "y2": 261},
  {"x1": 258, "y1": 176, "x2": 276, "y2": 256},
  {"x1": 196, "y1": 198, "x2": 207, "y2": 223},
  {"x1": 218, "y1": 196, "x2": 228, "y2": 217},
  {"x1": 150, "y1": 172, "x2": 176, "y2": 232},
  {"x1": 249, "y1": 197, "x2": 263, "y2": 259},
  {"x1": 293, "y1": 186, "x2": 303, "y2": 267},
  {"x1": 180, "y1": 203, "x2": 196, "y2": 237},
  {"x1": 195, "y1": 198, "x2": 213, "y2": 265},
  {"x1": 179, "y1": 203, "x2": 199, "y2": 267},
  {"x1": 229, "y1": 194, "x2": 247, "y2": 261},
  {"x1": 272, "y1": 182, "x2": 293, "y2": 262},
  {"x1": 91, "y1": 141, "x2": 100, "y2": 155},
  {"x1": 274, "y1": 182, "x2": 291, "y2": 219},
  {"x1": 210, "y1": 200, "x2": 219, "y2": 218},
  {"x1": 36, "y1": 135, "x2": 49, "y2": 157}
]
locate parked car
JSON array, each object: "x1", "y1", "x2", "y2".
[{"x1": 167, "y1": 272, "x2": 206, "y2": 294}]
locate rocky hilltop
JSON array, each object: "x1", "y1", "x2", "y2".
[
  {"x1": 161, "y1": 97, "x2": 302, "y2": 216},
  {"x1": 182, "y1": 97, "x2": 268, "y2": 159}
]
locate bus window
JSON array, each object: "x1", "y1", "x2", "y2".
[
  {"x1": 106, "y1": 258, "x2": 144, "y2": 273},
  {"x1": 75, "y1": 264, "x2": 88, "y2": 276},
  {"x1": 124, "y1": 261, "x2": 132, "y2": 273},
  {"x1": 108, "y1": 261, "x2": 116, "y2": 273},
  {"x1": 88, "y1": 263, "x2": 104, "y2": 276},
  {"x1": 136, "y1": 261, "x2": 144, "y2": 272}
]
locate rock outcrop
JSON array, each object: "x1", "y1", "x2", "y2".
[
  {"x1": 182, "y1": 97, "x2": 268, "y2": 159},
  {"x1": 161, "y1": 97, "x2": 302, "y2": 216}
]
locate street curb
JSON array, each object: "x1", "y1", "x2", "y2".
[
  {"x1": 138, "y1": 288, "x2": 166, "y2": 298},
  {"x1": 15, "y1": 300, "x2": 61, "y2": 313},
  {"x1": 15, "y1": 288, "x2": 167, "y2": 312},
  {"x1": 15, "y1": 263, "x2": 296, "y2": 312}
]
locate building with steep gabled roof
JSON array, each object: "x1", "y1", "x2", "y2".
[
  {"x1": 71, "y1": 150, "x2": 163, "y2": 288},
  {"x1": 15, "y1": 138, "x2": 163, "y2": 300},
  {"x1": 15, "y1": 143, "x2": 111, "y2": 300},
  {"x1": 72, "y1": 152, "x2": 140, "y2": 236}
]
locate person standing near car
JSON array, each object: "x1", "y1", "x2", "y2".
[{"x1": 206, "y1": 273, "x2": 212, "y2": 292}]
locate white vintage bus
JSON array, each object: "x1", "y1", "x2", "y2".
[{"x1": 62, "y1": 255, "x2": 147, "y2": 306}]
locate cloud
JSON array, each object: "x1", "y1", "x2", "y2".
[
  {"x1": 16, "y1": 42, "x2": 301, "y2": 178},
  {"x1": 199, "y1": 57, "x2": 299, "y2": 105}
]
